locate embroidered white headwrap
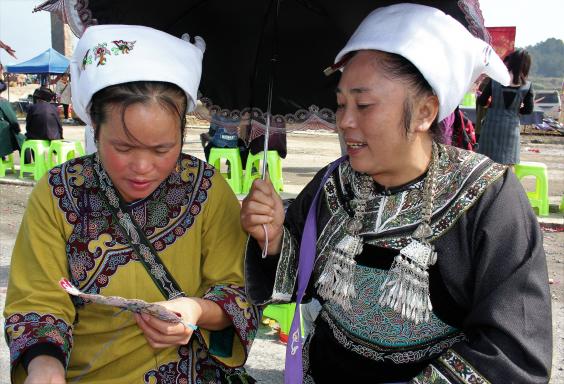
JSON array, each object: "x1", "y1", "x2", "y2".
[
  {"x1": 70, "y1": 24, "x2": 205, "y2": 126},
  {"x1": 335, "y1": 3, "x2": 510, "y2": 121}
]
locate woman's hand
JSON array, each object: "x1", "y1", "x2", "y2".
[
  {"x1": 240, "y1": 178, "x2": 285, "y2": 255},
  {"x1": 135, "y1": 297, "x2": 203, "y2": 348},
  {"x1": 25, "y1": 355, "x2": 66, "y2": 384}
]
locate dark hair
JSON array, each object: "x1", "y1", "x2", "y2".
[
  {"x1": 33, "y1": 86, "x2": 55, "y2": 103},
  {"x1": 89, "y1": 81, "x2": 188, "y2": 144},
  {"x1": 0, "y1": 80, "x2": 6, "y2": 94},
  {"x1": 504, "y1": 49, "x2": 531, "y2": 85},
  {"x1": 366, "y1": 51, "x2": 440, "y2": 138}
]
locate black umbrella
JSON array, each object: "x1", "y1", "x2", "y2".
[{"x1": 35, "y1": 0, "x2": 489, "y2": 132}]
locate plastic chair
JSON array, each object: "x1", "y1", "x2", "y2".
[
  {"x1": 19, "y1": 140, "x2": 50, "y2": 181},
  {"x1": 243, "y1": 150, "x2": 283, "y2": 193},
  {"x1": 262, "y1": 303, "x2": 304, "y2": 343},
  {"x1": 0, "y1": 153, "x2": 16, "y2": 177},
  {"x1": 514, "y1": 161, "x2": 549, "y2": 216},
  {"x1": 207, "y1": 147, "x2": 244, "y2": 194},
  {"x1": 47, "y1": 140, "x2": 82, "y2": 168},
  {"x1": 74, "y1": 141, "x2": 85, "y2": 156},
  {"x1": 460, "y1": 92, "x2": 476, "y2": 107}
]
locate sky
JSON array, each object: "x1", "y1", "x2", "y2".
[
  {"x1": 480, "y1": 0, "x2": 563, "y2": 47},
  {"x1": 0, "y1": 0, "x2": 563, "y2": 65}
]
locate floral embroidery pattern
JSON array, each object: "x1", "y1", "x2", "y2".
[
  {"x1": 437, "y1": 349, "x2": 490, "y2": 384},
  {"x1": 321, "y1": 145, "x2": 506, "y2": 250},
  {"x1": 48, "y1": 154, "x2": 214, "y2": 294},
  {"x1": 144, "y1": 332, "x2": 252, "y2": 383},
  {"x1": 81, "y1": 40, "x2": 137, "y2": 68},
  {"x1": 203, "y1": 285, "x2": 260, "y2": 356},
  {"x1": 4, "y1": 312, "x2": 73, "y2": 371},
  {"x1": 323, "y1": 266, "x2": 460, "y2": 348},
  {"x1": 411, "y1": 365, "x2": 451, "y2": 384},
  {"x1": 112, "y1": 40, "x2": 136, "y2": 54}
]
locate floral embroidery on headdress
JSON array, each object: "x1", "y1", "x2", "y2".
[
  {"x1": 82, "y1": 40, "x2": 137, "y2": 68},
  {"x1": 94, "y1": 43, "x2": 110, "y2": 66},
  {"x1": 112, "y1": 40, "x2": 136, "y2": 55},
  {"x1": 81, "y1": 49, "x2": 92, "y2": 70}
]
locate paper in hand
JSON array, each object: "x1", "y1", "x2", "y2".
[{"x1": 59, "y1": 278, "x2": 182, "y2": 323}]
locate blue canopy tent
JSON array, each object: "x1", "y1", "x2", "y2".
[
  {"x1": 4, "y1": 48, "x2": 69, "y2": 104},
  {"x1": 6, "y1": 48, "x2": 69, "y2": 74}
]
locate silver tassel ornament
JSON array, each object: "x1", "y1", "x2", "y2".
[
  {"x1": 379, "y1": 142, "x2": 440, "y2": 324},
  {"x1": 316, "y1": 221, "x2": 362, "y2": 311},
  {"x1": 378, "y1": 239, "x2": 437, "y2": 324}
]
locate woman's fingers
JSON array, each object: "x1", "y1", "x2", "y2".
[{"x1": 135, "y1": 313, "x2": 192, "y2": 348}]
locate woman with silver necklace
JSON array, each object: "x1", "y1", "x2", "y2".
[{"x1": 241, "y1": 4, "x2": 552, "y2": 383}]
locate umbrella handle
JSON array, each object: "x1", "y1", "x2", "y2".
[{"x1": 261, "y1": 224, "x2": 269, "y2": 259}]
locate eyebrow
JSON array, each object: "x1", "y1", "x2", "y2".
[
  {"x1": 110, "y1": 139, "x2": 176, "y2": 149},
  {"x1": 335, "y1": 87, "x2": 372, "y2": 94}
]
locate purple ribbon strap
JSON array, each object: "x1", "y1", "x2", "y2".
[{"x1": 284, "y1": 156, "x2": 347, "y2": 384}]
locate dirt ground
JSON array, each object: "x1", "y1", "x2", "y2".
[{"x1": 0, "y1": 126, "x2": 562, "y2": 382}]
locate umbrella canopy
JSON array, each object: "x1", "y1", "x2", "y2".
[
  {"x1": 6, "y1": 47, "x2": 69, "y2": 74},
  {"x1": 35, "y1": 0, "x2": 489, "y2": 130}
]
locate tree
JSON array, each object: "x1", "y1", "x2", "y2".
[{"x1": 525, "y1": 38, "x2": 564, "y2": 78}]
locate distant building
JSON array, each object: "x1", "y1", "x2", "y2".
[{"x1": 50, "y1": 14, "x2": 74, "y2": 57}]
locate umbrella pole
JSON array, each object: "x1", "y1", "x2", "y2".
[
  {"x1": 261, "y1": 0, "x2": 280, "y2": 181},
  {"x1": 260, "y1": 75, "x2": 274, "y2": 180}
]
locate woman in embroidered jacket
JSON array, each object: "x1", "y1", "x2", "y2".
[
  {"x1": 241, "y1": 4, "x2": 552, "y2": 383},
  {"x1": 4, "y1": 25, "x2": 259, "y2": 383}
]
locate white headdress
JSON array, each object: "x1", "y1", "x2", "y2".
[
  {"x1": 335, "y1": 3, "x2": 510, "y2": 121},
  {"x1": 70, "y1": 24, "x2": 205, "y2": 126}
]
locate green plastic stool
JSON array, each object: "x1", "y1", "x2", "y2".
[
  {"x1": 20, "y1": 140, "x2": 50, "y2": 181},
  {"x1": 48, "y1": 140, "x2": 82, "y2": 168},
  {"x1": 460, "y1": 92, "x2": 476, "y2": 107},
  {"x1": 74, "y1": 141, "x2": 85, "y2": 156},
  {"x1": 262, "y1": 303, "x2": 304, "y2": 342},
  {"x1": 207, "y1": 147, "x2": 244, "y2": 194},
  {"x1": 243, "y1": 150, "x2": 283, "y2": 193},
  {"x1": 0, "y1": 153, "x2": 16, "y2": 177},
  {"x1": 514, "y1": 161, "x2": 549, "y2": 216}
]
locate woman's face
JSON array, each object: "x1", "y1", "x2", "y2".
[
  {"x1": 336, "y1": 50, "x2": 427, "y2": 184},
  {"x1": 96, "y1": 102, "x2": 182, "y2": 203}
]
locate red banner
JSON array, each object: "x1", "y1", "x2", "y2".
[{"x1": 486, "y1": 26, "x2": 516, "y2": 59}]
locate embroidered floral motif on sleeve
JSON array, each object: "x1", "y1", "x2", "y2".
[
  {"x1": 4, "y1": 312, "x2": 73, "y2": 370},
  {"x1": 203, "y1": 285, "x2": 260, "y2": 352}
]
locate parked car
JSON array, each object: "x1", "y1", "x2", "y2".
[{"x1": 534, "y1": 90, "x2": 561, "y2": 120}]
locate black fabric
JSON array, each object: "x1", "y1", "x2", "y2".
[
  {"x1": 245, "y1": 154, "x2": 552, "y2": 382},
  {"x1": 25, "y1": 102, "x2": 63, "y2": 140},
  {"x1": 82, "y1": 1, "x2": 478, "y2": 117},
  {"x1": 477, "y1": 79, "x2": 534, "y2": 115},
  {"x1": 21, "y1": 343, "x2": 66, "y2": 373}
]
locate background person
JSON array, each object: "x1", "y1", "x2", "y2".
[
  {"x1": 0, "y1": 80, "x2": 25, "y2": 160},
  {"x1": 55, "y1": 73, "x2": 72, "y2": 122},
  {"x1": 4, "y1": 25, "x2": 258, "y2": 383},
  {"x1": 201, "y1": 113, "x2": 247, "y2": 163},
  {"x1": 241, "y1": 4, "x2": 551, "y2": 383},
  {"x1": 25, "y1": 86, "x2": 62, "y2": 141},
  {"x1": 477, "y1": 49, "x2": 534, "y2": 166}
]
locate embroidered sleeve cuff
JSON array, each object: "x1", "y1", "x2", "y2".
[
  {"x1": 411, "y1": 349, "x2": 490, "y2": 384},
  {"x1": 271, "y1": 226, "x2": 299, "y2": 302},
  {"x1": 244, "y1": 226, "x2": 299, "y2": 305},
  {"x1": 4, "y1": 312, "x2": 73, "y2": 374},
  {"x1": 200, "y1": 284, "x2": 260, "y2": 368}
]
